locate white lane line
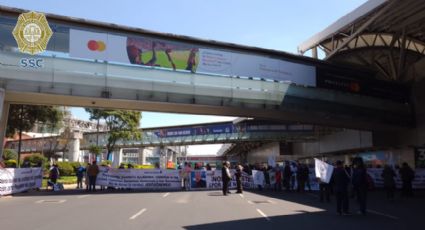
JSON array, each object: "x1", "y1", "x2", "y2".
[
  {"x1": 267, "y1": 199, "x2": 275, "y2": 204},
  {"x1": 162, "y1": 192, "x2": 170, "y2": 198},
  {"x1": 247, "y1": 200, "x2": 254, "y2": 205},
  {"x1": 256, "y1": 209, "x2": 270, "y2": 221},
  {"x1": 367, "y1": 209, "x2": 399, "y2": 220},
  {"x1": 35, "y1": 199, "x2": 66, "y2": 204},
  {"x1": 239, "y1": 194, "x2": 244, "y2": 198},
  {"x1": 78, "y1": 195, "x2": 90, "y2": 199},
  {"x1": 129, "y1": 208, "x2": 147, "y2": 220}
]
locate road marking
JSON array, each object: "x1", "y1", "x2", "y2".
[
  {"x1": 256, "y1": 209, "x2": 270, "y2": 221},
  {"x1": 163, "y1": 192, "x2": 170, "y2": 198},
  {"x1": 367, "y1": 209, "x2": 399, "y2": 220},
  {"x1": 267, "y1": 199, "x2": 275, "y2": 204},
  {"x1": 247, "y1": 200, "x2": 254, "y2": 205},
  {"x1": 239, "y1": 194, "x2": 244, "y2": 198},
  {"x1": 78, "y1": 195, "x2": 90, "y2": 199},
  {"x1": 129, "y1": 208, "x2": 147, "y2": 220},
  {"x1": 35, "y1": 199, "x2": 66, "y2": 204}
]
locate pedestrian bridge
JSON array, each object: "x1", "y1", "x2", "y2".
[
  {"x1": 0, "y1": 6, "x2": 412, "y2": 133},
  {"x1": 4, "y1": 120, "x2": 319, "y2": 153}
]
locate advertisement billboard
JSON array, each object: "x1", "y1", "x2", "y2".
[{"x1": 69, "y1": 29, "x2": 316, "y2": 86}]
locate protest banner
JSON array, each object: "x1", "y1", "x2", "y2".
[
  {"x1": 0, "y1": 167, "x2": 42, "y2": 196},
  {"x1": 96, "y1": 167, "x2": 181, "y2": 190}
]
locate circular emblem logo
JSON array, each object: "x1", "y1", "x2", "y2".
[{"x1": 12, "y1": 11, "x2": 53, "y2": 55}]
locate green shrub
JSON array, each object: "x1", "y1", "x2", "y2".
[
  {"x1": 69, "y1": 162, "x2": 81, "y2": 170},
  {"x1": 4, "y1": 159, "x2": 17, "y2": 168},
  {"x1": 2, "y1": 149, "x2": 17, "y2": 161},
  {"x1": 57, "y1": 162, "x2": 74, "y2": 176},
  {"x1": 23, "y1": 154, "x2": 47, "y2": 167},
  {"x1": 101, "y1": 160, "x2": 112, "y2": 166}
]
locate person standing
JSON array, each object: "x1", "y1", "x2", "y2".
[
  {"x1": 290, "y1": 162, "x2": 298, "y2": 191},
  {"x1": 184, "y1": 162, "x2": 192, "y2": 191},
  {"x1": 399, "y1": 162, "x2": 415, "y2": 197},
  {"x1": 235, "y1": 164, "x2": 243, "y2": 193},
  {"x1": 319, "y1": 177, "x2": 331, "y2": 203},
  {"x1": 333, "y1": 160, "x2": 350, "y2": 215},
  {"x1": 87, "y1": 161, "x2": 99, "y2": 192},
  {"x1": 283, "y1": 161, "x2": 292, "y2": 192},
  {"x1": 274, "y1": 164, "x2": 282, "y2": 191},
  {"x1": 49, "y1": 164, "x2": 59, "y2": 185},
  {"x1": 76, "y1": 164, "x2": 86, "y2": 189},
  {"x1": 222, "y1": 161, "x2": 231, "y2": 196},
  {"x1": 352, "y1": 157, "x2": 368, "y2": 215},
  {"x1": 381, "y1": 165, "x2": 396, "y2": 201}
]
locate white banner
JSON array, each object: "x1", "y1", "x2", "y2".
[
  {"x1": 367, "y1": 168, "x2": 425, "y2": 189},
  {"x1": 0, "y1": 168, "x2": 43, "y2": 196},
  {"x1": 96, "y1": 167, "x2": 181, "y2": 190},
  {"x1": 194, "y1": 170, "x2": 254, "y2": 190},
  {"x1": 197, "y1": 49, "x2": 316, "y2": 86},
  {"x1": 252, "y1": 170, "x2": 265, "y2": 186},
  {"x1": 314, "y1": 158, "x2": 334, "y2": 183}
]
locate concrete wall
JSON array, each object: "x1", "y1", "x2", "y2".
[{"x1": 293, "y1": 129, "x2": 373, "y2": 156}]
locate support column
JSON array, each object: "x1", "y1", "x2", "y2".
[
  {"x1": 312, "y1": 47, "x2": 318, "y2": 59},
  {"x1": 0, "y1": 88, "x2": 9, "y2": 159},
  {"x1": 139, "y1": 147, "x2": 145, "y2": 165},
  {"x1": 67, "y1": 130, "x2": 82, "y2": 162}
]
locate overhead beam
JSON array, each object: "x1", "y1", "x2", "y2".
[{"x1": 325, "y1": 2, "x2": 395, "y2": 60}]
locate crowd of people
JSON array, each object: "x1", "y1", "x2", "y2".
[
  {"x1": 5, "y1": 156, "x2": 417, "y2": 216},
  {"x1": 47, "y1": 161, "x2": 99, "y2": 192},
  {"x1": 217, "y1": 158, "x2": 416, "y2": 217}
]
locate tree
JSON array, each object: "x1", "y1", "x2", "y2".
[
  {"x1": 2, "y1": 149, "x2": 17, "y2": 161},
  {"x1": 85, "y1": 109, "x2": 141, "y2": 161},
  {"x1": 88, "y1": 145, "x2": 103, "y2": 155},
  {"x1": 6, "y1": 105, "x2": 63, "y2": 137},
  {"x1": 6, "y1": 105, "x2": 63, "y2": 166}
]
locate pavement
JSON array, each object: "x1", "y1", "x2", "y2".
[{"x1": 1, "y1": 187, "x2": 424, "y2": 230}]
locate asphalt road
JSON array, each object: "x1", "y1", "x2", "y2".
[{"x1": 1, "y1": 189, "x2": 423, "y2": 230}]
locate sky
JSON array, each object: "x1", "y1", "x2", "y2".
[{"x1": 0, "y1": 0, "x2": 368, "y2": 154}]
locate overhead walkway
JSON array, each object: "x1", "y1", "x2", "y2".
[
  {"x1": 4, "y1": 121, "x2": 319, "y2": 153},
  {"x1": 0, "y1": 6, "x2": 413, "y2": 131}
]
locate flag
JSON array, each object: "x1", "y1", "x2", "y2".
[{"x1": 314, "y1": 158, "x2": 334, "y2": 183}]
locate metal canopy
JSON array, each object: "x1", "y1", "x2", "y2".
[{"x1": 299, "y1": 0, "x2": 425, "y2": 82}]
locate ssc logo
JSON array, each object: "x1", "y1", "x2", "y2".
[{"x1": 12, "y1": 11, "x2": 53, "y2": 55}]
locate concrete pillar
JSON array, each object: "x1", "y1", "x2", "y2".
[
  {"x1": 112, "y1": 149, "x2": 121, "y2": 167},
  {"x1": 139, "y1": 147, "x2": 145, "y2": 165},
  {"x1": 0, "y1": 89, "x2": 9, "y2": 159},
  {"x1": 312, "y1": 47, "x2": 318, "y2": 59},
  {"x1": 67, "y1": 130, "x2": 82, "y2": 162}
]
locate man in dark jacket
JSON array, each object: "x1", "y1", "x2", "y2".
[
  {"x1": 352, "y1": 157, "x2": 368, "y2": 215},
  {"x1": 283, "y1": 161, "x2": 292, "y2": 192},
  {"x1": 222, "y1": 161, "x2": 231, "y2": 196},
  {"x1": 333, "y1": 160, "x2": 350, "y2": 215},
  {"x1": 399, "y1": 162, "x2": 415, "y2": 197},
  {"x1": 235, "y1": 164, "x2": 243, "y2": 193}
]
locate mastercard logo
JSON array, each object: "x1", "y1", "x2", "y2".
[{"x1": 87, "y1": 40, "x2": 106, "y2": 52}]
